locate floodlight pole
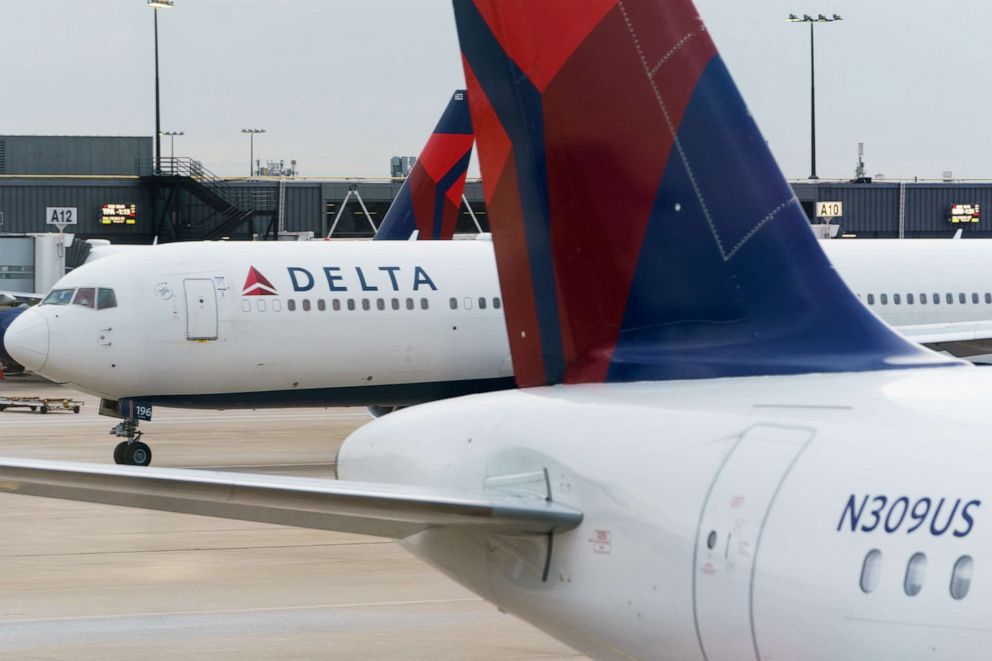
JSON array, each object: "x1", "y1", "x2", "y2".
[
  {"x1": 148, "y1": 1, "x2": 174, "y2": 175},
  {"x1": 789, "y1": 13, "x2": 841, "y2": 180},
  {"x1": 809, "y1": 21, "x2": 817, "y2": 180},
  {"x1": 154, "y1": 9, "x2": 162, "y2": 174},
  {"x1": 242, "y1": 129, "x2": 266, "y2": 176}
]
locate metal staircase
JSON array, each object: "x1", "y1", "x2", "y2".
[{"x1": 139, "y1": 157, "x2": 276, "y2": 241}]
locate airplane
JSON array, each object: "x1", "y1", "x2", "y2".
[
  {"x1": 6, "y1": 231, "x2": 992, "y2": 464},
  {"x1": 3, "y1": 0, "x2": 992, "y2": 658},
  {"x1": 0, "y1": 289, "x2": 43, "y2": 373},
  {"x1": 0, "y1": 304, "x2": 30, "y2": 373}
]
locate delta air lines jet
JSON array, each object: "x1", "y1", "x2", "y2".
[
  {"x1": 7, "y1": 235, "x2": 992, "y2": 464},
  {"x1": 3, "y1": 0, "x2": 992, "y2": 658}
]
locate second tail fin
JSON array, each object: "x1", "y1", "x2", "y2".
[{"x1": 374, "y1": 90, "x2": 474, "y2": 241}]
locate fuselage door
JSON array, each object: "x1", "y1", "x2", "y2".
[
  {"x1": 183, "y1": 278, "x2": 218, "y2": 341},
  {"x1": 692, "y1": 424, "x2": 814, "y2": 661}
]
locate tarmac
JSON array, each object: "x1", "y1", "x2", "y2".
[{"x1": 0, "y1": 374, "x2": 581, "y2": 660}]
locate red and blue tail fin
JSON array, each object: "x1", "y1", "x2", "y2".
[
  {"x1": 374, "y1": 90, "x2": 474, "y2": 241},
  {"x1": 453, "y1": 0, "x2": 955, "y2": 387}
]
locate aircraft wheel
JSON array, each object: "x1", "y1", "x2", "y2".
[
  {"x1": 39, "y1": 406, "x2": 48, "y2": 414},
  {"x1": 126, "y1": 442, "x2": 152, "y2": 467},
  {"x1": 113, "y1": 441, "x2": 129, "y2": 465},
  {"x1": 72, "y1": 406, "x2": 80, "y2": 414}
]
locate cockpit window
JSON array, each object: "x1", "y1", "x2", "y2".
[
  {"x1": 72, "y1": 288, "x2": 97, "y2": 309},
  {"x1": 97, "y1": 288, "x2": 117, "y2": 310},
  {"x1": 42, "y1": 289, "x2": 75, "y2": 306}
]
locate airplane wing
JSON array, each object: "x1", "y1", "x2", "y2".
[
  {"x1": 897, "y1": 321, "x2": 992, "y2": 357},
  {"x1": 0, "y1": 290, "x2": 43, "y2": 306},
  {"x1": 0, "y1": 458, "x2": 582, "y2": 539}
]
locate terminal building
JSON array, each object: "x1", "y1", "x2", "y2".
[{"x1": 1, "y1": 135, "x2": 990, "y2": 245}]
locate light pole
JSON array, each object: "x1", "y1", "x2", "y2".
[
  {"x1": 160, "y1": 131, "x2": 183, "y2": 170},
  {"x1": 788, "y1": 13, "x2": 841, "y2": 180},
  {"x1": 242, "y1": 129, "x2": 266, "y2": 176},
  {"x1": 147, "y1": 1, "x2": 174, "y2": 175}
]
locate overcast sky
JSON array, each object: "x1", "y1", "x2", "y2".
[{"x1": 2, "y1": 1, "x2": 990, "y2": 180}]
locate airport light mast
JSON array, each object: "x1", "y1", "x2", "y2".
[
  {"x1": 148, "y1": 0, "x2": 174, "y2": 175},
  {"x1": 242, "y1": 129, "x2": 266, "y2": 177},
  {"x1": 788, "y1": 13, "x2": 842, "y2": 180}
]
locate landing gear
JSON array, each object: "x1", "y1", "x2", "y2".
[{"x1": 110, "y1": 420, "x2": 153, "y2": 466}]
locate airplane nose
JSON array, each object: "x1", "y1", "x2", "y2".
[{"x1": 4, "y1": 309, "x2": 49, "y2": 371}]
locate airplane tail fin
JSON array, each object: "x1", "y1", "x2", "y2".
[
  {"x1": 453, "y1": 0, "x2": 956, "y2": 387},
  {"x1": 374, "y1": 90, "x2": 474, "y2": 241}
]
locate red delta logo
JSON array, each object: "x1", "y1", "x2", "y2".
[{"x1": 242, "y1": 266, "x2": 278, "y2": 296}]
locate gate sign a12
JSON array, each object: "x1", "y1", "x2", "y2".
[{"x1": 45, "y1": 207, "x2": 77, "y2": 226}]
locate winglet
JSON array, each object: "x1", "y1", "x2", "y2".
[
  {"x1": 374, "y1": 90, "x2": 475, "y2": 241},
  {"x1": 453, "y1": 0, "x2": 957, "y2": 386}
]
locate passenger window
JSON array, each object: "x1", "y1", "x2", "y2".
[
  {"x1": 933, "y1": 293, "x2": 940, "y2": 304},
  {"x1": 347, "y1": 299, "x2": 356, "y2": 311},
  {"x1": 464, "y1": 297, "x2": 473, "y2": 310},
  {"x1": 867, "y1": 294, "x2": 875, "y2": 305},
  {"x1": 362, "y1": 298, "x2": 371, "y2": 311},
  {"x1": 332, "y1": 299, "x2": 341, "y2": 311},
  {"x1": 392, "y1": 298, "x2": 400, "y2": 310},
  {"x1": 302, "y1": 299, "x2": 311, "y2": 312},
  {"x1": 946, "y1": 293, "x2": 953, "y2": 304},
  {"x1": 406, "y1": 298, "x2": 414, "y2": 310},
  {"x1": 986, "y1": 293, "x2": 992, "y2": 304},
  {"x1": 493, "y1": 297, "x2": 501, "y2": 309},
  {"x1": 906, "y1": 293, "x2": 914, "y2": 305},
  {"x1": 42, "y1": 288, "x2": 75, "y2": 306},
  {"x1": 450, "y1": 297, "x2": 458, "y2": 310},
  {"x1": 479, "y1": 297, "x2": 487, "y2": 310},
  {"x1": 241, "y1": 300, "x2": 251, "y2": 312},
  {"x1": 880, "y1": 294, "x2": 888, "y2": 305},
  {"x1": 97, "y1": 288, "x2": 117, "y2": 310},
  {"x1": 920, "y1": 293, "x2": 927, "y2": 305},
  {"x1": 959, "y1": 293, "x2": 967, "y2": 304},
  {"x1": 272, "y1": 299, "x2": 281, "y2": 312},
  {"x1": 950, "y1": 556, "x2": 974, "y2": 600},
  {"x1": 904, "y1": 552, "x2": 927, "y2": 596},
  {"x1": 287, "y1": 299, "x2": 296, "y2": 311},
  {"x1": 973, "y1": 293, "x2": 979, "y2": 304},
  {"x1": 421, "y1": 297, "x2": 429, "y2": 310},
  {"x1": 317, "y1": 299, "x2": 326, "y2": 312},
  {"x1": 257, "y1": 299, "x2": 266, "y2": 312},
  {"x1": 72, "y1": 287, "x2": 97, "y2": 309},
  {"x1": 376, "y1": 298, "x2": 385, "y2": 311},
  {"x1": 893, "y1": 293, "x2": 901, "y2": 305},
  {"x1": 860, "y1": 549, "x2": 883, "y2": 594}
]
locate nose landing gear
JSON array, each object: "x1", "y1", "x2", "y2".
[{"x1": 110, "y1": 419, "x2": 153, "y2": 467}]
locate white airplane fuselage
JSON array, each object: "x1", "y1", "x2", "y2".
[
  {"x1": 8, "y1": 238, "x2": 992, "y2": 406},
  {"x1": 10, "y1": 240, "x2": 511, "y2": 406},
  {"x1": 338, "y1": 365, "x2": 991, "y2": 660}
]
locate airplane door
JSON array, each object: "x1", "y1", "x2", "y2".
[
  {"x1": 183, "y1": 279, "x2": 218, "y2": 341},
  {"x1": 692, "y1": 424, "x2": 814, "y2": 661}
]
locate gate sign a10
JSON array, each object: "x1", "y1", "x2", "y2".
[{"x1": 816, "y1": 201, "x2": 843, "y2": 218}]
